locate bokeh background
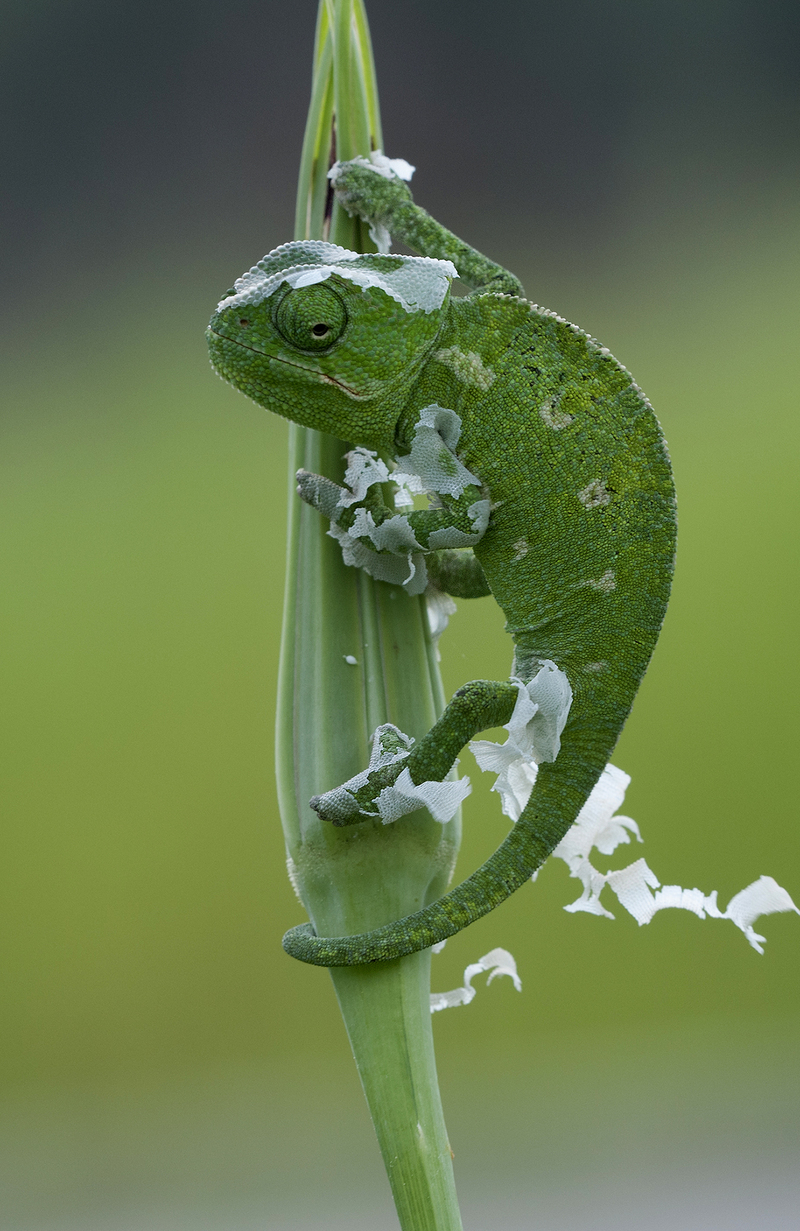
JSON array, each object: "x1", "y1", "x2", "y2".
[{"x1": 2, "y1": 1, "x2": 799, "y2": 1227}]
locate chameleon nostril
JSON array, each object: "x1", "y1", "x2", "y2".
[{"x1": 238, "y1": 318, "x2": 250, "y2": 327}]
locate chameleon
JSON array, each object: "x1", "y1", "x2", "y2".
[{"x1": 206, "y1": 153, "x2": 677, "y2": 968}]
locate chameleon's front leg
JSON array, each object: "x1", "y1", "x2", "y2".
[
  {"x1": 424, "y1": 549, "x2": 491, "y2": 599},
  {"x1": 330, "y1": 157, "x2": 524, "y2": 297},
  {"x1": 297, "y1": 467, "x2": 487, "y2": 548},
  {"x1": 296, "y1": 425, "x2": 493, "y2": 596}
]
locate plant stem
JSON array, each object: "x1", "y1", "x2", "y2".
[
  {"x1": 275, "y1": 3, "x2": 464, "y2": 1226},
  {"x1": 331, "y1": 955, "x2": 461, "y2": 1230}
]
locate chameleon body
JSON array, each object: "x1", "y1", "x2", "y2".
[{"x1": 206, "y1": 158, "x2": 676, "y2": 967}]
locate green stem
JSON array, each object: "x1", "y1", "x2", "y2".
[
  {"x1": 276, "y1": 3, "x2": 464, "y2": 1227},
  {"x1": 331, "y1": 955, "x2": 460, "y2": 1230}
]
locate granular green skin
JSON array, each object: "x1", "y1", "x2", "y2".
[{"x1": 207, "y1": 163, "x2": 676, "y2": 967}]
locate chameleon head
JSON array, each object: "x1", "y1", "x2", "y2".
[{"x1": 206, "y1": 241, "x2": 456, "y2": 450}]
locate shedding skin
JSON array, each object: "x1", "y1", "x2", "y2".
[{"x1": 206, "y1": 161, "x2": 677, "y2": 967}]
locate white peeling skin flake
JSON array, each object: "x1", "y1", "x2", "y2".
[
  {"x1": 553, "y1": 763, "x2": 639, "y2": 868},
  {"x1": 426, "y1": 588, "x2": 457, "y2": 644},
  {"x1": 427, "y1": 526, "x2": 475, "y2": 549},
  {"x1": 368, "y1": 221, "x2": 392, "y2": 254},
  {"x1": 540, "y1": 764, "x2": 800, "y2": 953},
  {"x1": 467, "y1": 714, "x2": 798, "y2": 952},
  {"x1": 337, "y1": 448, "x2": 390, "y2": 508},
  {"x1": 367, "y1": 514, "x2": 423, "y2": 555},
  {"x1": 430, "y1": 948, "x2": 522, "y2": 1013},
  {"x1": 329, "y1": 150, "x2": 416, "y2": 184},
  {"x1": 470, "y1": 661, "x2": 573, "y2": 820},
  {"x1": 467, "y1": 499, "x2": 491, "y2": 537},
  {"x1": 327, "y1": 521, "x2": 429, "y2": 595},
  {"x1": 428, "y1": 500, "x2": 492, "y2": 550},
  {"x1": 217, "y1": 240, "x2": 456, "y2": 317},
  {"x1": 376, "y1": 765, "x2": 471, "y2": 825},
  {"x1": 319, "y1": 448, "x2": 436, "y2": 593},
  {"x1": 394, "y1": 405, "x2": 483, "y2": 500}
]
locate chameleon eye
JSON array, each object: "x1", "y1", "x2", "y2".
[{"x1": 275, "y1": 284, "x2": 347, "y2": 352}]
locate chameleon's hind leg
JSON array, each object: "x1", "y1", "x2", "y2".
[
  {"x1": 330, "y1": 159, "x2": 524, "y2": 296},
  {"x1": 311, "y1": 679, "x2": 518, "y2": 826}
]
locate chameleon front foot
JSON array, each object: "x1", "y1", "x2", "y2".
[{"x1": 329, "y1": 155, "x2": 524, "y2": 295}]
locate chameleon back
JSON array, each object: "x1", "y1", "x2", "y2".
[{"x1": 412, "y1": 293, "x2": 676, "y2": 745}]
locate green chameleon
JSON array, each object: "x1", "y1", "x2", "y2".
[{"x1": 206, "y1": 155, "x2": 677, "y2": 967}]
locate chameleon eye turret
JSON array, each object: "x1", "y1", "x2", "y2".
[{"x1": 274, "y1": 284, "x2": 348, "y2": 351}]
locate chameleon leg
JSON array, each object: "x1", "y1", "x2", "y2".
[
  {"x1": 331, "y1": 161, "x2": 524, "y2": 296},
  {"x1": 295, "y1": 462, "x2": 492, "y2": 596},
  {"x1": 296, "y1": 468, "x2": 487, "y2": 552},
  {"x1": 405, "y1": 680, "x2": 517, "y2": 781},
  {"x1": 310, "y1": 679, "x2": 518, "y2": 826}
]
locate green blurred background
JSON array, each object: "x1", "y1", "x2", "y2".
[{"x1": 2, "y1": 1, "x2": 798, "y2": 1227}]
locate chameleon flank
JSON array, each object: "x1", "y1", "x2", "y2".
[{"x1": 206, "y1": 154, "x2": 677, "y2": 967}]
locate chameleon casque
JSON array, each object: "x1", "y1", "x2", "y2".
[{"x1": 206, "y1": 155, "x2": 677, "y2": 967}]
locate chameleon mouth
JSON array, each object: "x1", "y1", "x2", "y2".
[{"x1": 207, "y1": 328, "x2": 364, "y2": 399}]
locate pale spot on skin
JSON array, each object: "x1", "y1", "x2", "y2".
[
  {"x1": 344, "y1": 655, "x2": 358, "y2": 665},
  {"x1": 578, "y1": 479, "x2": 611, "y2": 509},
  {"x1": 434, "y1": 347, "x2": 495, "y2": 391},
  {"x1": 583, "y1": 570, "x2": 616, "y2": 593},
  {"x1": 539, "y1": 396, "x2": 574, "y2": 430},
  {"x1": 512, "y1": 538, "x2": 529, "y2": 561},
  {"x1": 584, "y1": 662, "x2": 608, "y2": 673}
]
